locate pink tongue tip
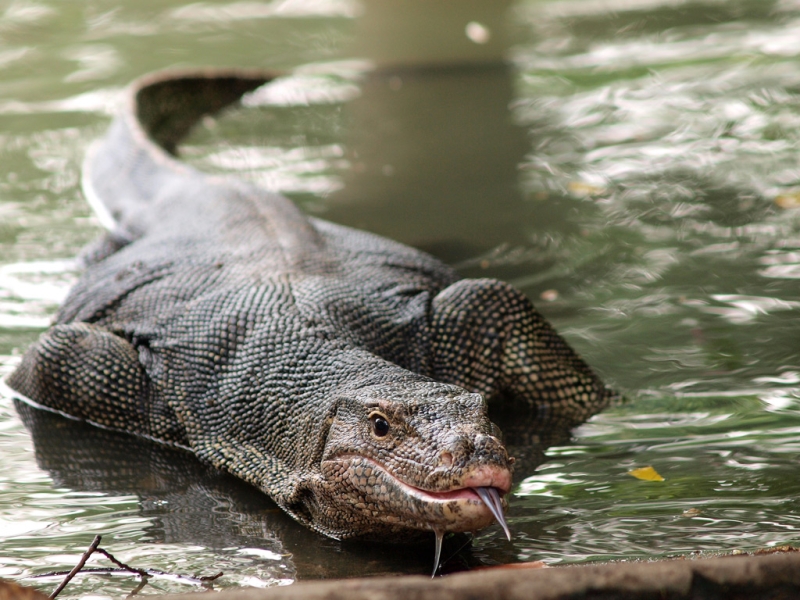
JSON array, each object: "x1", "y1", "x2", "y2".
[{"x1": 472, "y1": 486, "x2": 512, "y2": 541}]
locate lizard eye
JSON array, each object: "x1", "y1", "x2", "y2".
[{"x1": 369, "y1": 412, "x2": 390, "y2": 437}]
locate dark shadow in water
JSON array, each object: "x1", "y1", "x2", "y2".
[
  {"x1": 15, "y1": 399, "x2": 574, "y2": 579},
  {"x1": 321, "y1": 63, "x2": 532, "y2": 263}
]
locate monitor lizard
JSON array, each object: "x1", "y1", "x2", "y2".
[{"x1": 7, "y1": 69, "x2": 615, "y2": 565}]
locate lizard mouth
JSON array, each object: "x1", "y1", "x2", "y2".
[
  {"x1": 387, "y1": 467, "x2": 512, "y2": 540},
  {"x1": 323, "y1": 455, "x2": 512, "y2": 536}
]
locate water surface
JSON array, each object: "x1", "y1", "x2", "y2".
[{"x1": 2, "y1": 0, "x2": 800, "y2": 597}]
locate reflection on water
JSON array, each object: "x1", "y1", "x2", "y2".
[{"x1": 2, "y1": 0, "x2": 800, "y2": 597}]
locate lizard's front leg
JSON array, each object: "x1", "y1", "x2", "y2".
[
  {"x1": 430, "y1": 279, "x2": 614, "y2": 426},
  {"x1": 7, "y1": 322, "x2": 186, "y2": 446}
]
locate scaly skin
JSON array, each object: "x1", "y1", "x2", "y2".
[{"x1": 6, "y1": 69, "x2": 615, "y2": 542}]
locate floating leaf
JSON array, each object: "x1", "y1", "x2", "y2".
[
  {"x1": 628, "y1": 466, "x2": 664, "y2": 481},
  {"x1": 567, "y1": 181, "x2": 605, "y2": 197},
  {"x1": 775, "y1": 192, "x2": 800, "y2": 209}
]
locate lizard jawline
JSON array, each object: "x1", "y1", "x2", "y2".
[{"x1": 323, "y1": 455, "x2": 510, "y2": 533}]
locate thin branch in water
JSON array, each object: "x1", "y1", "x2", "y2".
[
  {"x1": 37, "y1": 568, "x2": 135, "y2": 578},
  {"x1": 128, "y1": 568, "x2": 220, "y2": 587},
  {"x1": 49, "y1": 535, "x2": 102, "y2": 599},
  {"x1": 94, "y1": 548, "x2": 147, "y2": 577},
  {"x1": 35, "y1": 566, "x2": 220, "y2": 586},
  {"x1": 42, "y1": 535, "x2": 224, "y2": 598}
]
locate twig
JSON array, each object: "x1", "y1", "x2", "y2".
[
  {"x1": 42, "y1": 535, "x2": 224, "y2": 598},
  {"x1": 49, "y1": 535, "x2": 102, "y2": 599},
  {"x1": 36, "y1": 567, "x2": 218, "y2": 585},
  {"x1": 94, "y1": 548, "x2": 148, "y2": 577},
  {"x1": 36, "y1": 568, "x2": 134, "y2": 578}
]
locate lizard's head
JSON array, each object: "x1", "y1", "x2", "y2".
[{"x1": 310, "y1": 381, "x2": 514, "y2": 541}]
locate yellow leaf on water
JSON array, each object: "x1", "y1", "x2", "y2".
[
  {"x1": 628, "y1": 466, "x2": 665, "y2": 482},
  {"x1": 775, "y1": 193, "x2": 800, "y2": 209},
  {"x1": 567, "y1": 181, "x2": 605, "y2": 197}
]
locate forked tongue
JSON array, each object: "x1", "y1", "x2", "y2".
[
  {"x1": 473, "y1": 486, "x2": 511, "y2": 541},
  {"x1": 431, "y1": 488, "x2": 510, "y2": 576}
]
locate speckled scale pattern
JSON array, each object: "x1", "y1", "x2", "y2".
[
  {"x1": 7, "y1": 70, "x2": 615, "y2": 541},
  {"x1": 430, "y1": 279, "x2": 610, "y2": 424}
]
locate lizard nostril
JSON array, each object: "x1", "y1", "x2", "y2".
[{"x1": 440, "y1": 451, "x2": 453, "y2": 467}]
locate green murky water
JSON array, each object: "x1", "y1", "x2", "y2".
[{"x1": 2, "y1": 0, "x2": 800, "y2": 597}]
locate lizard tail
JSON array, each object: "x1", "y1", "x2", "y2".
[{"x1": 82, "y1": 69, "x2": 278, "y2": 230}]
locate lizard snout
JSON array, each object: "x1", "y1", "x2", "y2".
[{"x1": 425, "y1": 432, "x2": 513, "y2": 491}]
